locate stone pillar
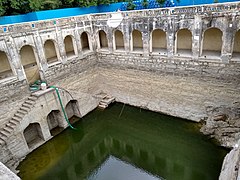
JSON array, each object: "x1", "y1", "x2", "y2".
[
  {"x1": 192, "y1": 15, "x2": 202, "y2": 60},
  {"x1": 108, "y1": 28, "x2": 114, "y2": 53},
  {"x1": 33, "y1": 32, "x2": 48, "y2": 77},
  {"x1": 143, "y1": 30, "x2": 150, "y2": 56},
  {"x1": 125, "y1": 21, "x2": 131, "y2": 53},
  {"x1": 56, "y1": 27, "x2": 67, "y2": 64},
  {"x1": 39, "y1": 119, "x2": 52, "y2": 141},
  {"x1": 5, "y1": 37, "x2": 26, "y2": 81},
  {"x1": 221, "y1": 16, "x2": 234, "y2": 63},
  {"x1": 75, "y1": 28, "x2": 82, "y2": 57},
  {"x1": 167, "y1": 17, "x2": 174, "y2": 58}
]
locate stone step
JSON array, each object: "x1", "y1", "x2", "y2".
[
  {"x1": 1, "y1": 135, "x2": 8, "y2": 141},
  {"x1": 99, "y1": 102, "x2": 108, "y2": 105},
  {"x1": 25, "y1": 100, "x2": 35, "y2": 105},
  {"x1": 20, "y1": 106, "x2": 30, "y2": 112},
  {"x1": 0, "y1": 138, "x2": 5, "y2": 146},
  {"x1": 28, "y1": 96, "x2": 38, "y2": 101},
  {"x1": 17, "y1": 109, "x2": 27, "y2": 115},
  {"x1": 98, "y1": 104, "x2": 108, "y2": 109},
  {"x1": 6, "y1": 123, "x2": 16, "y2": 129},
  {"x1": 22, "y1": 103, "x2": 32, "y2": 108},
  {"x1": 14, "y1": 113, "x2": 24, "y2": 119},
  {"x1": 101, "y1": 97, "x2": 115, "y2": 104},
  {"x1": 11, "y1": 116, "x2": 21, "y2": 123},
  {"x1": 0, "y1": 129, "x2": 10, "y2": 138},
  {"x1": 3, "y1": 126, "x2": 13, "y2": 134},
  {"x1": 9, "y1": 120, "x2": 19, "y2": 126},
  {"x1": 24, "y1": 100, "x2": 36, "y2": 106}
]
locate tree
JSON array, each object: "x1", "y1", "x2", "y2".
[
  {"x1": 156, "y1": 0, "x2": 166, "y2": 7},
  {"x1": 0, "y1": 0, "x2": 6, "y2": 16},
  {"x1": 8, "y1": 0, "x2": 31, "y2": 15},
  {"x1": 98, "y1": 0, "x2": 111, "y2": 5},
  {"x1": 76, "y1": 0, "x2": 98, "y2": 7},
  {"x1": 127, "y1": 0, "x2": 136, "y2": 10},
  {"x1": 142, "y1": 0, "x2": 148, "y2": 9},
  {"x1": 42, "y1": 0, "x2": 61, "y2": 10}
]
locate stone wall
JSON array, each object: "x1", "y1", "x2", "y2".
[
  {"x1": 0, "y1": 2, "x2": 239, "y2": 178},
  {"x1": 0, "y1": 66, "x2": 100, "y2": 169}
]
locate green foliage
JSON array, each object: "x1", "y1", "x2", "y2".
[
  {"x1": 8, "y1": 0, "x2": 31, "y2": 14},
  {"x1": 43, "y1": 0, "x2": 61, "y2": 10},
  {"x1": 76, "y1": 0, "x2": 98, "y2": 7},
  {"x1": 29, "y1": 0, "x2": 43, "y2": 11},
  {"x1": 127, "y1": 0, "x2": 136, "y2": 10},
  {"x1": 0, "y1": 0, "x2": 6, "y2": 16},
  {"x1": 0, "y1": 0, "x2": 139, "y2": 16},
  {"x1": 142, "y1": 0, "x2": 148, "y2": 8},
  {"x1": 156, "y1": 0, "x2": 166, "y2": 7},
  {"x1": 213, "y1": 0, "x2": 219, "y2": 3}
]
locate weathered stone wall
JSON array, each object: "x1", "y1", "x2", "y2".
[
  {"x1": 0, "y1": 79, "x2": 29, "y2": 129},
  {"x1": 0, "y1": 66, "x2": 100, "y2": 169},
  {"x1": 219, "y1": 140, "x2": 240, "y2": 180},
  {"x1": 0, "y1": 2, "x2": 239, "y2": 178}
]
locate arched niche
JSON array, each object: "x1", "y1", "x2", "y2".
[
  {"x1": 115, "y1": 30, "x2": 124, "y2": 51},
  {"x1": 176, "y1": 29, "x2": 192, "y2": 56},
  {"x1": 0, "y1": 51, "x2": 13, "y2": 80},
  {"x1": 20, "y1": 45, "x2": 40, "y2": 84},
  {"x1": 232, "y1": 30, "x2": 240, "y2": 59},
  {"x1": 151, "y1": 29, "x2": 167, "y2": 54},
  {"x1": 202, "y1": 28, "x2": 222, "y2": 58},
  {"x1": 81, "y1": 32, "x2": 90, "y2": 52},
  {"x1": 99, "y1": 30, "x2": 108, "y2": 49},
  {"x1": 44, "y1": 40, "x2": 59, "y2": 64},
  {"x1": 64, "y1": 35, "x2": 76, "y2": 58},
  {"x1": 47, "y1": 110, "x2": 64, "y2": 136},
  {"x1": 132, "y1": 30, "x2": 143, "y2": 52},
  {"x1": 65, "y1": 100, "x2": 81, "y2": 124},
  {"x1": 24, "y1": 123, "x2": 44, "y2": 149}
]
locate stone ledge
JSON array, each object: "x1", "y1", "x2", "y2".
[
  {"x1": 32, "y1": 88, "x2": 55, "y2": 97},
  {"x1": 0, "y1": 162, "x2": 20, "y2": 180}
]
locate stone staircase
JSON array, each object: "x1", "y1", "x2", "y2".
[
  {"x1": 98, "y1": 95, "x2": 115, "y2": 109},
  {"x1": 0, "y1": 94, "x2": 38, "y2": 146}
]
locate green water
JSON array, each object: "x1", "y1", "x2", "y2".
[{"x1": 17, "y1": 103, "x2": 228, "y2": 180}]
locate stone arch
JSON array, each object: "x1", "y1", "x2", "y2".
[
  {"x1": 176, "y1": 29, "x2": 192, "y2": 56},
  {"x1": 232, "y1": 29, "x2": 240, "y2": 59},
  {"x1": 81, "y1": 32, "x2": 90, "y2": 52},
  {"x1": 98, "y1": 30, "x2": 108, "y2": 49},
  {"x1": 47, "y1": 110, "x2": 64, "y2": 136},
  {"x1": 23, "y1": 123, "x2": 44, "y2": 150},
  {"x1": 132, "y1": 30, "x2": 143, "y2": 51},
  {"x1": 0, "y1": 51, "x2": 13, "y2": 80},
  {"x1": 114, "y1": 30, "x2": 124, "y2": 51},
  {"x1": 201, "y1": 27, "x2": 222, "y2": 58},
  {"x1": 64, "y1": 35, "x2": 77, "y2": 58},
  {"x1": 44, "y1": 39, "x2": 59, "y2": 64},
  {"x1": 20, "y1": 45, "x2": 40, "y2": 84},
  {"x1": 151, "y1": 29, "x2": 167, "y2": 54},
  {"x1": 65, "y1": 100, "x2": 81, "y2": 123}
]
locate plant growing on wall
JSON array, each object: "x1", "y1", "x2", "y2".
[
  {"x1": 142, "y1": 0, "x2": 149, "y2": 9},
  {"x1": 127, "y1": 0, "x2": 136, "y2": 10}
]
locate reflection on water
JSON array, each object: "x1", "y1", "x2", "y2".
[
  {"x1": 88, "y1": 156, "x2": 162, "y2": 180},
  {"x1": 17, "y1": 103, "x2": 228, "y2": 180}
]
